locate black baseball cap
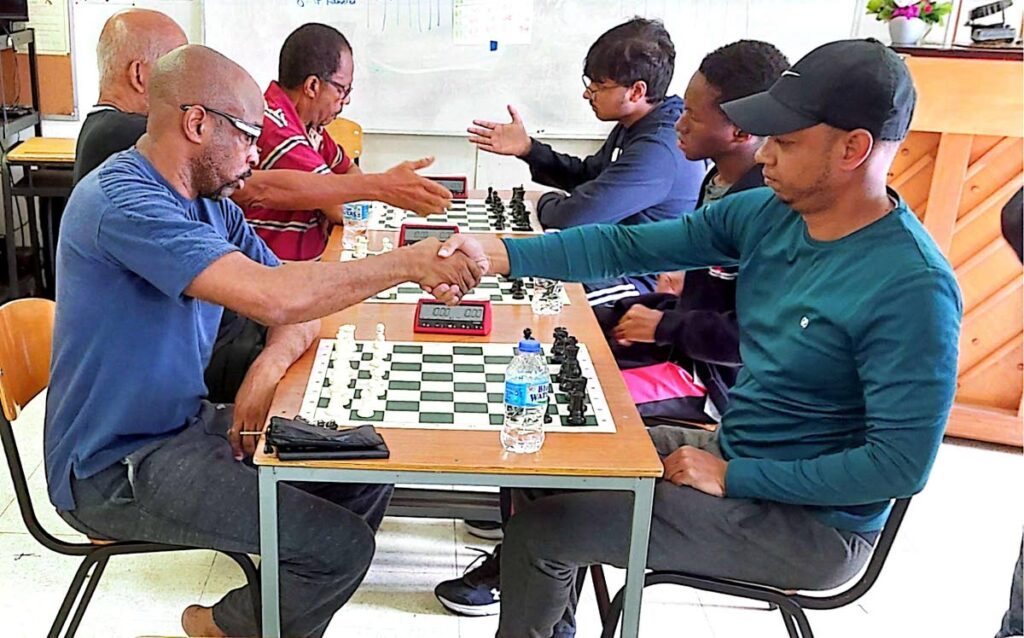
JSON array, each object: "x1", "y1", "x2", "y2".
[{"x1": 720, "y1": 39, "x2": 917, "y2": 141}]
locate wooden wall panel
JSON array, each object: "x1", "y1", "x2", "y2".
[{"x1": 894, "y1": 55, "x2": 1024, "y2": 447}]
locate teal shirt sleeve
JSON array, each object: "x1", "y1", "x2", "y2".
[
  {"x1": 503, "y1": 190, "x2": 771, "y2": 280},
  {"x1": 725, "y1": 268, "x2": 962, "y2": 506}
]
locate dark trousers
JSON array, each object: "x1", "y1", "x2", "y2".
[
  {"x1": 59, "y1": 401, "x2": 393, "y2": 638},
  {"x1": 497, "y1": 427, "x2": 878, "y2": 638},
  {"x1": 996, "y1": 535, "x2": 1024, "y2": 638}
]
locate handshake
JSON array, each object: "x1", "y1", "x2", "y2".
[{"x1": 404, "y1": 235, "x2": 492, "y2": 305}]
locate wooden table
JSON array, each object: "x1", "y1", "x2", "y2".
[
  {"x1": 2, "y1": 137, "x2": 76, "y2": 300},
  {"x1": 255, "y1": 193, "x2": 662, "y2": 637}
]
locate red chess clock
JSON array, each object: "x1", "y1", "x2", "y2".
[
  {"x1": 413, "y1": 299, "x2": 492, "y2": 336},
  {"x1": 425, "y1": 175, "x2": 469, "y2": 199},
  {"x1": 398, "y1": 223, "x2": 460, "y2": 246}
]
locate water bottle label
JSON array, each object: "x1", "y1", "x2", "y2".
[
  {"x1": 504, "y1": 381, "x2": 548, "y2": 408},
  {"x1": 343, "y1": 203, "x2": 370, "y2": 222}
]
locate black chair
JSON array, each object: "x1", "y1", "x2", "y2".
[
  {"x1": 0, "y1": 298, "x2": 261, "y2": 638},
  {"x1": 599, "y1": 497, "x2": 913, "y2": 638}
]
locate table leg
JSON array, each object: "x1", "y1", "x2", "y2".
[
  {"x1": 259, "y1": 468, "x2": 282, "y2": 638},
  {"x1": 2, "y1": 159, "x2": 17, "y2": 299},
  {"x1": 619, "y1": 477, "x2": 654, "y2": 638}
]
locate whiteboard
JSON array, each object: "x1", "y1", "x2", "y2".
[{"x1": 197, "y1": 0, "x2": 864, "y2": 137}]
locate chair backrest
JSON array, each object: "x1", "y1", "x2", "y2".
[
  {"x1": 0, "y1": 298, "x2": 54, "y2": 421},
  {"x1": 0, "y1": 298, "x2": 81, "y2": 553},
  {"x1": 325, "y1": 117, "x2": 363, "y2": 163}
]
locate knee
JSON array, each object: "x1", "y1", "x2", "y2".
[
  {"x1": 327, "y1": 515, "x2": 376, "y2": 577},
  {"x1": 282, "y1": 508, "x2": 376, "y2": 580}
]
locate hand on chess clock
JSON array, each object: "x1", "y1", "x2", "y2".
[
  {"x1": 612, "y1": 305, "x2": 664, "y2": 346},
  {"x1": 661, "y1": 446, "x2": 728, "y2": 498},
  {"x1": 467, "y1": 104, "x2": 533, "y2": 158},
  {"x1": 379, "y1": 157, "x2": 454, "y2": 216}
]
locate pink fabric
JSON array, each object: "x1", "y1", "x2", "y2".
[{"x1": 621, "y1": 362, "x2": 706, "y2": 404}]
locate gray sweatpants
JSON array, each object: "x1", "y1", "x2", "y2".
[
  {"x1": 498, "y1": 426, "x2": 879, "y2": 638},
  {"x1": 58, "y1": 401, "x2": 393, "y2": 638}
]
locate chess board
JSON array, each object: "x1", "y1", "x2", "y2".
[
  {"x1": 298, "y1": 339, "x2": 615, "y2": 433},
  {"x1": 365, "y1": 198, "x2": 541, "y2": 234},
  {"x1": 339, "y1": 252, "x2": 571, "y2": 306}
]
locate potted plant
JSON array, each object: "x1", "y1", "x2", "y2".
[{"x1": 866, "y1": 0, "x2": 953, "y2": 46}]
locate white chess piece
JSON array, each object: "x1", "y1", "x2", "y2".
[
  {"x1": 354, "y1": 235, "x2": 369, "y2": 259},
  {"x1": 381, "y1": 237, "x2": 393, "y2": 252},
  {"x1": 356, "y1": 388, "x2": 376, "y2": 418}
]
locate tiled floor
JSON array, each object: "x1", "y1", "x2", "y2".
[{"x1": 1, "y1": 391, "x2": 1020, "y2": 637}]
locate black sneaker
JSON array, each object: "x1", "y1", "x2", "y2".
[
  {"x1": 464, "y1": 519, "x2": 504, "y2": 540},
  {"x1": 434, "y1": 545, "x2": 501, "y2": 617}
]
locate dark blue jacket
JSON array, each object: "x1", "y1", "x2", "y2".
[{"x1": 522, "y1": 95, "x2": 706, "y2": 302}]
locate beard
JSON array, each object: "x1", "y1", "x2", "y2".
[
  {"x1": 194, "y1": 150, "x2": 252, "y2": 200},
  {"x1": 203, "y1": 168, "x2": 252, "y2": 201}
]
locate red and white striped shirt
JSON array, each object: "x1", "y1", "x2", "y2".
[{"x1": 244, "y1": 81, "x2": 352, "y2": 261}]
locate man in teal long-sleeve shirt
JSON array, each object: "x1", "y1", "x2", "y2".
[{"x1": 435, "y1": 39, "x2": 962, "y2": 638}]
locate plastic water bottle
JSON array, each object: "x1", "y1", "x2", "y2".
[
  {"x1": 342, "y1": 202, "x2": 370, "y2": 250},
  {"x1": 501, "y1": 337, "x2": 550, "y2": 453}
]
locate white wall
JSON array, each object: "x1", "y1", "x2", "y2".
[{"x1": 39, "y1": 0, "x2": 1007, "y2": 190}]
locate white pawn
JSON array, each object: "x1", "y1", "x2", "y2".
[
  {"x1": 354, "y1": 235, "x2": 369, "y2": 259},
  {"x1": 356, "y1": 388, "x2": 376, "y2": 418},
  {"x1": 381, "y1": 237, "x2": 394, "y2": 253}
]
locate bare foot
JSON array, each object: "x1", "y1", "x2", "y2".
[{"x1": 181, "y1": 604, "x2": 228, "y2": 637}]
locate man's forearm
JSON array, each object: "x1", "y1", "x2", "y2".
[
  {"x1": 232, "y1": 170, "x2": 387, "y2": 211},
  {"x1": 256, "y1": 319, "x2": 321, "y2": 376},
  {"x1": 266, "y1": 249, "x2": 417, "y2": 324}
]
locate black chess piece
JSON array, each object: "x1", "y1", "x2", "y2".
[
  {"x1": 557, "y1": 339, "x2": 581, "y2": 385},
  {"x1": 523, "y1": 327, "x2": 533, "y2": 341},
  {"x1": 551, "y1": 327, "x2": 569, "y2": 363},
  {"x1": 563, "y1": 377, "x2": 589, "y2": 425},
  {"x1": 511, "y1": 279, "x2": 527, "y2": 300}
]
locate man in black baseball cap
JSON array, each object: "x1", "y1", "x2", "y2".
[
  {"x1": 436, "y1": 39, "x2": 963, "y2": 637},
  {"x1": 721, "y1": 38, "x2": 917, "y2": 222}
]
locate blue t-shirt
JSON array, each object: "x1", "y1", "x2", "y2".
[
  {"x1": 45, "y1": 149, "x2": 280, "y2": 511},
  {"x1": 504, "y1": 187, "x2": 962, "y2": 532}
]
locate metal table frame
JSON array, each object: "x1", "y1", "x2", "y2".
[{"x1": 258, "y1": 466, "x2": 655, "y2": 638}]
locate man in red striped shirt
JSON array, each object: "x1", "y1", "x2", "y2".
[{"x1": 246, "y1": 23, "x2": 442, "y2": 260}]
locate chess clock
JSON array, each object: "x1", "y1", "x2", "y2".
[
  {"x1": 425, "y1": 175, "x2": 469, "y2": 199},
  {"x1": 398, "y1": 223, "x2": 460, "y2": 246},
  {"x1": 413, "y1": 299, "x2": 492, "y2": 336}
]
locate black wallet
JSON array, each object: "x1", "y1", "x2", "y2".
[{"x1": 265, "y1": 416, "x2": 390, "y2": 461}]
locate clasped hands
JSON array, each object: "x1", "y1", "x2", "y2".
[{"x1": 411, "y1": 235, "x2": 490, "y2": 305}]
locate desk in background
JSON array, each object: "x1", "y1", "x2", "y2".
[{"x1": 2, "y1": 136, "x2": 76, "y2": 300}]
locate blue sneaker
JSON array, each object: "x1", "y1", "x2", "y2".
[{"x1": 434, "y1": 545, "x2": 501, "y2": 616}]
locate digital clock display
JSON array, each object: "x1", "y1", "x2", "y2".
[
  {"x1": 427, "y1": 304, "x2": 485, "y2": 321},
  {"x1": 414, "y1": 299, "x2": 492, "y2": 335},
  {"x1": 403, "y1": 226, "x2": 459, "y2": 244},
  {"x1": 426, "y1": 176, "x2": 468, "y2": 197}
]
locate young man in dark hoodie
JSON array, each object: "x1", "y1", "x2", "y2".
[
  {"x1": 433, "y1": 39, "x2": 789, "y2": 620},
  {"x1": 604, "y1": 40, "x2": 790, "y2": 424},
  {"x1": 468, "y1": 18, "x2": 706, "y2": 306}
]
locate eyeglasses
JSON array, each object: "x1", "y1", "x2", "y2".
[
  {"x1": 180, "y1": 104, "x2": 263, "y2": 143},
  {"x1": 319, "y1": 76, "x2": 353, "y2": 100},
  {"x1": 581, "y1": 75, "x2": 620, "y2": 96}
]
